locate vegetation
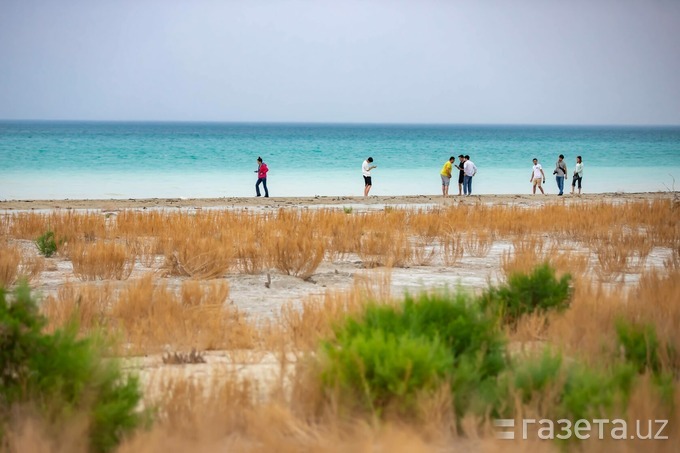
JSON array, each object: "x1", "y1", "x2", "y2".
[
  {"x1": 35, "y1": 230, "x2": 58, "y2": 257},
  {"x1": 0, "y1": 199, "x2": 678, "y2": 451},
  {"x1": 481, "y1": 263, "x2": 572, "y2": 326},
  {"x1": 0, "y1": 283, "x2": 145, "y2": 452}
]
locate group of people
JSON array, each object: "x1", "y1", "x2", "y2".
[
  {"x1": 440, "y1": 155, "x2": 478, "y2": 197},
  {"x1": 254, "y1": 154, "x2": 584, "y2": 197},
  {"x1": 530, "y1": 155, "x2": 584, "y2": 196}
]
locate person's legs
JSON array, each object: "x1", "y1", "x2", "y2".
[
  {"x1": 570, "y1": 178, "x2": 575, "y2": 194},
  {"x1": 256, "y1": 178, "x2": 262, "y2": 196},
  {"x1": 577, "y1": 176, "x2": 582, "y2": 195},
  {"x1": 532, "y1": 179, "x2": 537, "y2": 194},
  {"x1": 263, "y1": 178, "x2": 269, "y2": 197},
  {"x1": 557, "y1": 176, "x2": 564, "y2": 195},
  {"x1": 463, "y1": 175, "x2": 472, "y2": 195},
  {"x1": 442, "y1": 176, "x2": 450, "y2": 197},
  {"x1": 458, "y1": 182, "x2": 463, "y2": 196}
]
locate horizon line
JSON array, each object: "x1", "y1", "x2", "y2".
[{"x1": 1, "y1": 118, "x2": 680, "y2": 128}]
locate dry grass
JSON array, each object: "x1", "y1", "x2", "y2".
[
  {"x1": 41, "y1": 281, "x2": 115, "y2": 332},
  {"x1": 71, "y1": 241, "x2": 136, "y2": 281},
  {"x1": 0, "y1": 241, "x2": 22, "y2": 287},
  {"x1": 110, "y1": 275, "x2": 249, "y2": 354},
  {"x1": 2, "y1": 198, "x2": 680, "y2": 451},
  {"x1": 0, "y1": 241, "x2": 44, "y2": 287}
]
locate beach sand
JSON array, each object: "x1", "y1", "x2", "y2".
[{"x1": 0, "y1": 191, "x2": 673, "y2": 211}]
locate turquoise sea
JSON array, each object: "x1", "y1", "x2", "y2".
[{"x1": 1, "y1": 121, "x2": 679, "y2": 199}]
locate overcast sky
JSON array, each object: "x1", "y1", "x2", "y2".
[{"x1": 1, "y1": 0, "x2": 679, "y2": 125}]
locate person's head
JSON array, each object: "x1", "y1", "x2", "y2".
[
  {"x1": 257, "y1": 157, "x2": 263, "y2": 163},
  {"x1": 458, "y1": 154, "x2": 465, "y2": 161},
  {"x1": 576, "y1": 155, "x2": 582, "y2": 163},
  {"x1": 558, "y1": 154, "x2": 564, "y2": 161},
  {"x1": 533, "y1": 158, "x2": 538, "y2": 164},
  {"x1": 464, "y1": 155, "x2": 470, "y2": 160},
  {"x1": 367, "y1": 157, "x2": 373, "y2": 163},
  {"x1": 449, "y1": 156, "x2": 455, "y2": 162}
]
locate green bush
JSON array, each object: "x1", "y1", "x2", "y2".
[
  {"x1": 321, "y1": 330, "x2": 452, "y2": 412},
  {"x1": 559, "y1": 363, "x2": 636, "y2": 420},
  {"x1": 35, "y1": 230, "x2": 58, "y2": 257},
  {"x1": 0, "y1": 283, "x2": 146, "y2": 452},
  {"x1": 320, "y1": 291, "x2": 507, "y2": 416},
  {"x1": 615, "y1": 319, "x2": 661, "y2": 374},
  {"x1": 511, "y1": 349, "x2": 563, "y2": 404},
  {"x1": 481, "y1": 263, "x2": 572, "y2": 326}
]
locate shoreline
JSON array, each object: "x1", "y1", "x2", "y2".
[{"x1": 0, "y1": 191, "x2": 674, "y2": 211}]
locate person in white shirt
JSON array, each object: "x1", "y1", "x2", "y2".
[
  {"x1": 530, "y1": 158, "x2": 546, "y2": 195},
  {"x1": 462, "y1": 154, "x2": 477, "y2": 196},
  {"x1": 362, "y1": 157, "x2": 377, "y2": 196},
  {"x1": 571, "y1": 155, "x2": 584, "y2": 196}
]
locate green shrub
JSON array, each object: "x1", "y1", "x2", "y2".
[
  {"x1": 0, "y1": 282, "x2": 146, "y2": 452},
  {"x1": 320, "y1": 291, "x2": 507, "y2": 417},
  {"x1": 481, "y1": 263, "x2": 572, "y2": 326},
  {"x1": 321, "y1": 330, "x2": 452, "y2": 412},
  {"x1": 511, "y1": 349, "x2": 563, "y2": 403},
  {"x1": 559, "y1": 363, "x2": 636, "y2": 420},
  {"x1": 615, "y1": 319, "x2": 661, "y2": 374},
  {"x1": 35, "y1": 230, "x2": 57, "y2": 257}
]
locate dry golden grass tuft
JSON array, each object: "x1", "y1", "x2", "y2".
[
  {"x1": 41, "y1": 281, "x2": 115, "y2": 333},
  {"x1": 463, "y1": 230, "x2": 494, "y2": 258},
  {"x1": 0, "y1": 242, "x2": 43, "y2": 287},
  {"x1": 71, "y1": 240, "x2": 136, "y2": 281},
  {"x1": 0, "y1": 241, "x2": 22, "y2": 287},
  {"x1": 111, "y1": 275, "x2": 250, "y2": 354},
  {"x1": 163, "y1": 236, "x2": 234, "y2": 280}
]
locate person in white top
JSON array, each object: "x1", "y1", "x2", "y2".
[
  {"x1": 362, "y1": 157, "x2": 377, "y2": 196},
  {"x1": 571, "y1": 155, "x2": 584, "y2": 196},
  {"x1": 462, "y1": 154, "x2": 477, "y2": 196},
  {"x1": 530, "y1": 158, "x2": 546, "y2": 195}
]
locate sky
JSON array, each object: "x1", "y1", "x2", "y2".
[{"x1": 1, "y1": 0, "x2": 679, "y2": 125}]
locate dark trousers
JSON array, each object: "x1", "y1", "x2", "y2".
[{"x1": 256, "y1": 178, "x2": 268, "y2": 197}]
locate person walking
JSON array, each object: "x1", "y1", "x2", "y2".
[
  {"x1": 463, "y1": 154, "x2": 477, "y2": 196},
  {"x1": 571, "y1": 155, "x2": 584, "y2": 196},
  {"x1": 255, "y1": 156, "x2": 269, "y2": 197},
  {"x1": 530, "y1": 158, "x2": 546, "y2": 195},
  {"x1": 362, "y1": 157, "x2": 377, "y2": 196},
  {"x1": 454, "y1": 154, "x2": 465, "y2": 196},
  {"x1": 553, "y1": 154, "x2": 568, "y2": 196},
  {"x1": 440, "y1": 156, "x2": 455, "y2": 197}
]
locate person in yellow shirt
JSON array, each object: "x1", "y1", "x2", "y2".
[{"x1": 440, "y1": 156, "x2": 455, "y2": 197}]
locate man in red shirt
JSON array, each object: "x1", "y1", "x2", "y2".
[{"x1": 255, "y1": 156, "x2": 269, "y2": 197}]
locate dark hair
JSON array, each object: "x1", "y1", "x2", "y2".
[
  {"x1": 367, "y1": 157, "x2": 373, "y2": 162},
  {"x1": 449, "y1": 156, "x2": 455, "y2": 161},
  {"x1": 533, "y1": 157, "x2": 538, "y2": 161},
  {"x1": 458, "y1": 154, "x2": 464, "y2": 158},
  {"x1": 559, "y1": 154, "x2": 564, "y2": 159},
  {"x1": 464, "y1": 155, "x2": 470, "y2": 159},
  {"x1": 577, "y1": 155, "x2": 582, "y2": 161},
  {"x1": 257, "y1": 157, "x2": 263, "y2": 163}
]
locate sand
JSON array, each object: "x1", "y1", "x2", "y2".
[{"x1": 0, "y1": 192, "x2": 673, "y2": 211}]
